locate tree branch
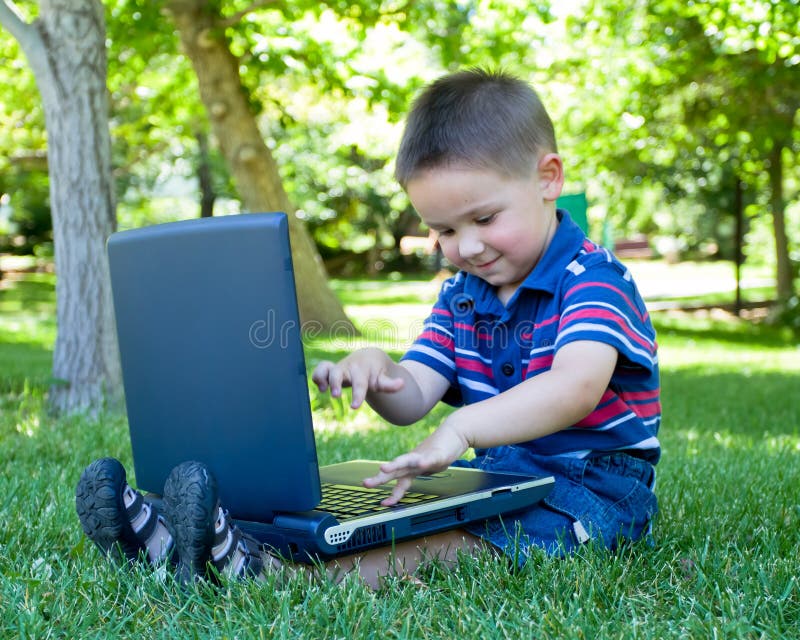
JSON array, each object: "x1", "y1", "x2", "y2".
[
  {"x1": 0, "y1": 0, "x2": 45, "y2": 73},
  {"x1": 218, "y1": 0, "x2": 281, "y2": 28},
  {"x1": 0, "y1": 0, "x2": 33, "y2": 48}
]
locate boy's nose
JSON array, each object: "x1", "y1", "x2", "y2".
[{"x1": 458, "y1": 233, "x2": 484, "y2": 260}]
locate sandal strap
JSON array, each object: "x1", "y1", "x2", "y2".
[
  {"x1": 212, "y1": 525, "x2": 264, "y2": 577},
  {"x1": 237, "y1": 531, "x2": 264, "y2": 577},
  {"x1": 134, "y1": 503, "x2": 160, "y2": 541},
  {"x1": 213, "y1": 523, "x2": 229, "y2": 549},
  {"x1": 125, "y1": 490, "x2": 161, "y2": 543},
  {"x1": 124, "y1": 489, "x2": 144, "y2": 520}
]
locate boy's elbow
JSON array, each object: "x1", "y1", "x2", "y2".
[
  {"x1": 571, "y1": 377, "x2": 609, "y2": 422},
  {"x1": 373, "y1": 405, "x2": 425, "y2": 426}
]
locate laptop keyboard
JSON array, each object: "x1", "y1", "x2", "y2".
[{"x1": 319, "y1": 483, "x2": 439, "y2": 519}]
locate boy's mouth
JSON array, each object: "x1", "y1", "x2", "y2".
[{"x1": 474, "y1": 257, "x2": 499, "y2": 270}]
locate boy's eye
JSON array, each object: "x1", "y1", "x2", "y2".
[
  {"x1": 476, "y1": 213, "x2": 497, "y2": 225},
  {"x1": 437, "y1": 228, "x2": 455, "y2": 237}
]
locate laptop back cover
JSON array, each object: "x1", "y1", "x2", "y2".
[{"x1": 108, "y1": 212, "x2": 321, "y2": 520}]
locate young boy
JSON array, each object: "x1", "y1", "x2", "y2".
[{"x1": 76, "y1": 68, "x2": 660, "y2": 589}]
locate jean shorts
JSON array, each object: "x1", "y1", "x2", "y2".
[{"x1": 452, "y1": 447, "x2": 658, "y2": 564}]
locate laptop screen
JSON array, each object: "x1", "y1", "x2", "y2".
[{"x1": 108, "y1": 213, "x2": 321, "y2": 519}]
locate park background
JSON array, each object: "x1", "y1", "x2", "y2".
[{"x1": 1, "y1": 0, "x2": 798, "y2": 638}]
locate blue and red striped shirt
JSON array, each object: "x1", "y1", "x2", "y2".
[{"x1": 402, "y1": 210, "x2": 661, "y2": 463}]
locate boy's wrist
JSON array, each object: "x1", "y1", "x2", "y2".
[{"x1": 439, "y1": 411, "x2": 473, "y2": 452}]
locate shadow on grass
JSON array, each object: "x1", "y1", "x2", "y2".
[
  {"x1": 652, "y1": 313, "x2": 795, "y2": 349},
  {"x1": 660, "y1": 367, "x2": 800, "y2": 437},
  {"x1": 0, "y1": 273, "x2": 56, "y2": 312},
  {"x1": 0, "y1": 341, "x2": 52, "y2": 394}
]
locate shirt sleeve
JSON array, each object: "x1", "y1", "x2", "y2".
[{"x1": 555, "y1": 259, "x2": 657, "y2": 374}]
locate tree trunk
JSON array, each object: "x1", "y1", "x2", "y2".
[
  {"x1": 196, "y1": 130, "x2": 216, "y2": 218},
  {"x1": 768, "y1": 143, "x2": 793, "y2": 303},
  {"x1": 165, "y1": 0, "x2": 352, "y2": 331},
  {"x1": 733, "y1": 174, "x2": 744, "y2": 315},
  {"x1": 0, "y1": 0, "x2": 122, "y2": 414}
]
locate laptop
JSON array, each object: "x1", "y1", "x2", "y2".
[{"x1": 107, "y1": 212, "x2": 554, "y2": 560}]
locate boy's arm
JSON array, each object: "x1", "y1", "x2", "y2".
[
  {"x1": 312, "y1": 348, "x2": 450, "y2": 425},
  {"x1": 364, "y1": 339, "x2": 618, "y2": 504}
]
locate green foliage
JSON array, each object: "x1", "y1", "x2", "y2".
[
  {"x1": 236, "y1": 1, "x2": 554, "y2": 271},
  {"x1": 105, "y1": 1, "x2": 238, "y2": 228},
  {"x1": 772, "y1": 294, "x2": 800, "y2": 338},
  {"x1": 0, "y1": 6, "x2": 50, "y2": 253},
  {"x1": 560, "y1": 0, "x2": 798, "y2": 275},
  {"x1": 1, "y1": 0, "x2": 797, "y2": 288},
  {"x1": 0, "y1": 168, "x2": 51, "y2": 254}
]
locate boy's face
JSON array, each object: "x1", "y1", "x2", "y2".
[{"x1": 406, "y1": 155, "x2": 564, "y2": 302}]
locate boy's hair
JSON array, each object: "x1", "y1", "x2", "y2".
[{"x1": 395, "y1": 68, "x2": 557, "y2": 188}]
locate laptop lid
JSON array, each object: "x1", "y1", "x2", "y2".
[{"x1": 108, "y1": 212, "x2": 321, "y2": 519}]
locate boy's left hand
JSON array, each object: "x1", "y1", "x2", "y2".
[{"x1": 363, "y1": 421, "x2": 469, "y2": 506}]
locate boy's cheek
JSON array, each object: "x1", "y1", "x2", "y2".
[{"x1": 438, "y1": 240, "x2": 461, "y2": 266}]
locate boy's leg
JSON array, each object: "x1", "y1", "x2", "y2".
[
  {"x1": 163, "y1": 460, "x2": 272, "y2": 585},
  {"x1": 325, "y1": 529, "x2": 489, "y2": 589}
]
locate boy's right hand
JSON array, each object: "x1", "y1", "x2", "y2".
[{"x1": 311, "y1": 348, "x2": 405, "y2": 409}]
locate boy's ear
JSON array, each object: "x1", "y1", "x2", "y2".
[{"x1": 537, "y1": 153, "x2": 565, "y2": 201}]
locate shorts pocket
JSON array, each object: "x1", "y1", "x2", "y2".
[{"x1": 543, "y1": 456, "x2": 658, "y2": 550}]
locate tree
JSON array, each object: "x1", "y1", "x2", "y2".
[
  {"x1": 639, "y1": 0, "x2": 798, "y2": 302},
  {"x1": 164, "y1": 0, "x2": 352, "y2": 330},
  {"x1": 567, "y1": 0, "x2": 798, "y2": 302},
  {"x1": 0, "y1": 0, "x2": 122, "y2": 413}
]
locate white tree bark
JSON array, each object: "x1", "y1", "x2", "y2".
[{"x1": 0, "y1": 0, "x2": 122, "y2": 413}]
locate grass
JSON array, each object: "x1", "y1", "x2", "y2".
[{"x1": 1, "y1": 267, "x2": 799, "y2": 638}]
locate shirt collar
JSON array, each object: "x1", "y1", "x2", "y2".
[
  {"x1": 461, "y1": 209, "x2": 586, "y2": 315},
  {"x1": 517, "y1": 209, "x2": 586, "y2": 294}
]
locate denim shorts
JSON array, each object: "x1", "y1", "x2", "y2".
[{"x1": 452, "y1": 447, "x2": 658, "y2": 564}]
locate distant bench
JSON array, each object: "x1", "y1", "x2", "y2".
[{"x1": 613, "y1": 236, "x2": 653, "y2": 259}]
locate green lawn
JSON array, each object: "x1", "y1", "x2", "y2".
[{"x1": 1, "y1": 269, "x2": 798, "y2": 638}]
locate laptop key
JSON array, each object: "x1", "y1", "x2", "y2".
[{"x1": 319, "y1": 482, "x2": 438, "y2": 518}]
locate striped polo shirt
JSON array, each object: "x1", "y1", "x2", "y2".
[{"x1": 402, "y1": 210, "x2": 661, "y2": 464}]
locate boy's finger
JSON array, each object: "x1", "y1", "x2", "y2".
[
  {"x1": 311, "y1": 361, "x2": 332, "y2": 391},
  {"x1": 350, "y1": 373, "x2": 368, "y2": 409},
  {"x1": 382, "y1": 477, "x2": 413, "y2": 506},
  {"x1": 362, "y1": 465, "x2": 404, "y2": 488},
  {"x1": 328, "y1": 367, "x2": 348, "y2": 398},
  {"x1": 363, "y1": 453, "x2": 421, "y2": 488}
]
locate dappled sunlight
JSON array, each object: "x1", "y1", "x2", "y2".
[
  {"x1": 677, "y1": 428, "x2": 701, "y2": 457},
  {"x1": 15, "y1": 413, "x2": 40, "y2": 438},
  {"x1": 766, "y1": 433, "x2": 800, "y2": 454},
  {"x1": 312, "y1": 407, "x2": 390, "y2": 436},
  {"x1": 330, "y1": 277, "x2": 441, "y2": 305},
  {"x1": 627, "y1": 260, "x2": 773, "y2": 302},
  {"x1": 653, "y1": 310, "x2": 800, "y2": 374},
  {"x1": 0, "y1": 0, "x2": 798, "y2": 631},
  {"x1": 344, "y1": 304, "x2": 428, "y2": 351},
  {"x1": 666, "y1": 427, "x2": 793, "y2": 456},
  {"x1": 0, "y1": 316, "x2": 56, "y2": 346},
  {"x1": 657, "y1": 344, "x2": 800, "y2": 373},
  {"x1": 712, "y1": 431, "x2": 737, "y2": 449},
  {"x1": 4, "y1": 381, "x2": 46, "y2": 439}
]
